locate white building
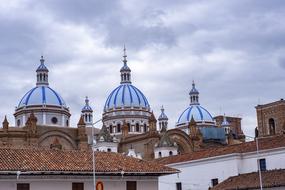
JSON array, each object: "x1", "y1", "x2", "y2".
[
  {"x1": 158, "y1": 134, "x2": 285, "y2": 190},
  {"x1": 0, "y1": 148, "x2": 178, "y2": 190}
]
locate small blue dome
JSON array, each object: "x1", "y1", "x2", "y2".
[
  {"x1": 104, "y1": 83, "x2": 150, "y2": 110},
  {"x1": 18, "y1": 86, "x2": 66, "y2": 108},
  {"x1": 177, "y1": 105, "x2": 213, "y2": 125},
  {"x1": 82, "y1": 97, "x2": 93, "y2": 112},
  {"x1": 158, "y1": 106, "x2": 168, "y2": 120}
]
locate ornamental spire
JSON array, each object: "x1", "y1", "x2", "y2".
[
  {"x1": 36, "y1": 55, "x2": 49, "y2": 86},
  {"x1": 120, "y1": 45, "x2": 131, "y2": 84}
]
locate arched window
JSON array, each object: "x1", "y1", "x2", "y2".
[
  {"x1": 144, "y1": 124, "x2": 147, "y2": 132},
  {"x1": 117, "y1": 124, "x2": 121, "y2": 133},
  {"x1": 158, "y1": 152, "x2": 162, "y2": 158},
  {"x1": 109, "y1": 125, "x2": 113, "y2": 133},
  {"x1": 85, "y1": 115, "x2": 88, "y2": 122},
  {"x1": 40, "y1": 73, "x2": 42, "y2": 81},
  {"x1": 43, "y1": 74, "x2": 46, "y2": 81},
  {"x1": 124, "y1": 73, "x2": 126, "y2": 81},
  {"x1": 128, "y1": 123, "x2": 131, "y2": 132},
  {"x1": 136, "y1": 123, "x2": 140, "y2": 132},
  {"x1": 269, "y1": 118, "x2": 276, "y2": 135},
  {"x1": 127, "y1": 74, "x2": 129, "y2": 81},
  {"x1": 107, "y1": 148, "x2": 111, "y2": 152},
  {"x1": 169, "y1": 151, "x2": 173, "y2": 156}
]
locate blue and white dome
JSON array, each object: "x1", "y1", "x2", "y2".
[
  {"x1": 104, "y1": 83, "x2": 150, "y2": 110},
  {"x1": 176, "y1": 81, "x2": 214, "y2": 127},
  {"x1": 177, "y1": 104, "x2": 213, "y2": 125},
  {"x1": 18, "y1": 86, "x2": 66, "y2": 108}
]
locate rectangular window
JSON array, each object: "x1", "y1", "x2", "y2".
[
  {"x1": 259, "y1": 158, "x2": 266, "y2": 171},
  {"x1": 176, "y1": 182, "x2": 182, "y2": 190},
  {"x1": 211, "y1": 178, "x2": 219, "y2": 187},
  {"x1": 17, "y1": 184, "x2": 30, "y2": 190},
  {"x1": 72, "y1": 183, "x2": 84, "y2": 190},
  {"x1": 126, "y1": 181, "x2": 137, "y2": 190}
]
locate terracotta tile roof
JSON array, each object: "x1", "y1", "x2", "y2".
[
  {"x1": 0, "y1": 148, "x2": 178, "y2": 176},
  {"x1": 212, "y1": 169, "x2": 285, "y2": 190},
  {"x1": 157, "y1": 134, "x2": 285, "y2": 165}
]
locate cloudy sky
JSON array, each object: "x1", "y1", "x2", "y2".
[{"x1": 0, "y1": 0, "x2": 285, "y2": 136}]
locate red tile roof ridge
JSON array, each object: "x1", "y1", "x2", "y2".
[
  {"x1": 0, "y1": 148, "x2": 179, "y2": 175},
  {"x1": 156, "y1": 134, "x2": 285, "y2": 165},
  {"x1": 212, "y1": 169, "x2": 285, "y2": 190}
]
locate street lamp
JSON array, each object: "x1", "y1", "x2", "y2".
[
  {"x1": 245, "y1": 135, "x2": 263, "y2": 190},
  {"x1": 91, "y1": 119, "x2": 102, "y2": 190}
]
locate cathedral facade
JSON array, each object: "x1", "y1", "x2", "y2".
[{"x1": 0, "y1": 48, "x2": 252, "y2": 161}]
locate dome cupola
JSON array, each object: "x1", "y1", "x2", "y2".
[
  {"x1": 81, "y1": 96, "x2": 93, "y2": 126},
  {"x1": 158, "y1": 106, "x2": 168, "y2": 131},
  {"x1": 36, "y1": 56, "x2": 49, "y2": 86},
  {"x1": 189, "y1": 81, "x2": 199, "y2": 105}
]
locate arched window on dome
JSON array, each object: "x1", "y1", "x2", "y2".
[
  {"x1": 124, "y1": 73, "x2": 127, "y2": 81},
  {"x1": 85, "y1": 115, "x2": 88, "y2": 122},
  {"x1": 136, "y1": 123, "x2": 140, "y2": 132},
  {"x1": 269, "y1": 118, "x2": 276, "y2": 135},
  {"x1": 43, "y1": 74, "x2": 46, "y2": 81},
  {"x1": 127, "y1": 74, "x2": 130, "y2": 81},
  {"x1": 40, "y1": 73, "x2": 42, "y2": 81},
  {"x1": 117, "y1": 124, "x2": 121, "y2": 133}
]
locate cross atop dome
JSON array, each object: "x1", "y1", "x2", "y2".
[
  {"x1": 36, "y1": 55, "x2": 49, "y2": 86},
  {"x1": 120, "y1": 45, "x2": 131, "y2": 84},
  {"x1": 189, "y1": 80, "x2": 200, "y2": 105}
]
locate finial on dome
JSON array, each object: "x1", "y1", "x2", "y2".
[
  {"x1": 120, "y1": 45, "x2": 131, "y2": 84},
  {"x1": 40, "y1": 55, "x2": 45, "y2": 64},
  {"x1": 123, "y1": 44, "x2": 127, "y2": 65},
  {"x1": 85, "y1": 96, "x2": 89, "y2": 105},
  {"x1": 161, "y1": 105, "x2": 164, "y2": 113}
]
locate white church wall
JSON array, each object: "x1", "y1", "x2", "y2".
[{"x1": 159, "y1": 147, "x2": 285, "y2": 190}]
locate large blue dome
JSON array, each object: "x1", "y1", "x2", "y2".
[
  {"x1": 18, "y1": 86, "x2": 66, "y2": 108},
  {"x1": 177, "y1": 105, "x2": 213, "y2": 125},
  {"x1": 104, "y1": 83, "x2": 150, "y2": 110}
]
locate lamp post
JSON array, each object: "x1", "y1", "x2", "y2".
[
  {"x1": 245, "y1": 135, "x2": 263, "y2": 190},
  {"x1": 91, "y1": 119, "x2": 102, "y2": 190}
]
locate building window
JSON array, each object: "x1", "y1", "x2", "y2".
[
  {"x1": 126, "y1": 181, "x2": 137, "y2": 190},
  {"x1": 17, "y1": 119, "x2": 21, "y2": 127},
  {"x1": 211, "y1": 178, "x2": 219, "y2": 187},
  {"x1": 143, "y1": 124, "x2": 147, "y2": 132},
  {"x1": 51, "y1": 117, "x2": 58, "y2": 124},
  {"x1": 72, "y1": 183, "x2": 84, "y2": 190},
  {"x1": 17, "y1": 184, "x2": 30, "y2": 190},
  {"x1": 117, "y1": 124, "x2": 121, "y2": 132},
  {"x1": 259, "y1": 158, "x2": 266, "y2": 171},
  {"x1": 128, "y1": 123, "x2": 131, "y2": 132},
  {"x1": 158, "y1": 152, "x2": 162, "y2": 158},
  {"x1": 109, "y1": 125, "x2": 113, "y2": 133},
  {"x1": 66, "y1": 120, "x2": 69, "y2": 126},
  {"x1": 169, "y1": 151, "x2": 173, "y2": 156},
  {"x1": 269, "y1": 118, "x2": 276, "y2": 135},
  {"x1": 107, "y1": 148, "x2": 112, "y2": 152},
  {"x1": 136, "y1": 123, "x2": 140, "y2": 132},
  {"x1": 176, "y1": 182, "x2": 182, "y2": 190}
]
